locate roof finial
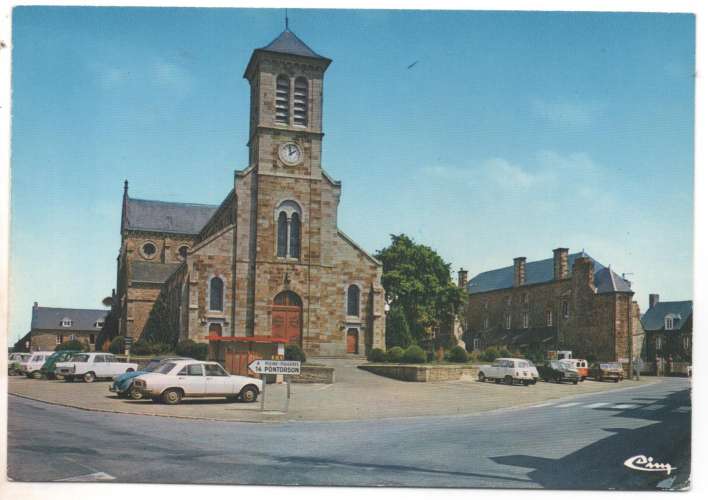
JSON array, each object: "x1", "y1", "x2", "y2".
[
  {"x1": 285, "y1": 8, "x2": 289, "y2": 30},
  {"x1": 123, "y1": 179, "x2": 128, "y2": 194}
]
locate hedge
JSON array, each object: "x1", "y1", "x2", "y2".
[
  {"x1": 402, "y1": 345, "x2": 426, "y2": 364},
  {"x1": 368, "y1": 348, "x2": 386, "y2": 362}
]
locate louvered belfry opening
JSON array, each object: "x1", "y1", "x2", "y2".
[
  {"x1": 293, "y1": 77, "x2": 308, "y2": 126},
  {"x1": 275, "y1": 75, "x2": 290, "y2": 124}
]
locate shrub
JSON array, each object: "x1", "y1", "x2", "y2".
[
  {"x1": 55, "y1": 340, "x2": 86, "y2": 352},
  {"x1": 498, "y1": 347, "x2": 512, "y2": 358},
  {"x1": 130, "y1": 340, "x2": 172, "y2": 356},
  {"x1": 176, "y1": 339, "x2": 208, "y2": 360},
  {"x1": 285, "y1": 344, "x2": 306, "y2": 363},
  {"x1": 448, "y1": 345, "x2": 469, "y2": 363},
  {"x1": 367, "y1": 348, "x2": 386, "y2": 363},
  {"x1": 480, "y1": 346, "x2": 500, "y2": 362},
  {"x1": 402, "y1": 345, "x2": 427, "y2": 364},
  {"x1": 386, "y1": 346, "x2": 405, "y2": 363},
  {"x1": 467, "y1": 350, "x2": 480, "y2": 363},
  {"x1": 108, "y1": 336, "x2": 124, "y2": 355}
]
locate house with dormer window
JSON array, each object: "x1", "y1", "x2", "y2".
[
  {"x1": 641, "y1": 294, "x2": 692, "y2": 370},
  {"x1": 24, "y1": 302, "x2": 107, "y2": 351}
]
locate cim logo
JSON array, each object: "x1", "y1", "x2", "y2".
[{"x1": 624, "y1": 455, "x2": 676, "y2": 475}]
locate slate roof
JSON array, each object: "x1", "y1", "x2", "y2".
[
  {"x1": 641, "y1": 301, "x2": 693, "y2": 332},
  {"x1": 260, "y1": 29, "x2": 327, "y2": 59},
  {"x1": 125, "y1": 197, "x2": 219, "y2": 235},
  {"x1": 131, "y1": 261, "x2": 182, "y2": 284},
  {"x1": 467, "y1": 252, "x2": 632, "y2": 294},
  {"x1": 31, "y1": 307, "x2": 108, "y2": 331}
]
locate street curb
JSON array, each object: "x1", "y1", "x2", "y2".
[
  {"x1": 8, "y1": 392, "x2": 279, "y2": 424},
  {"x1": 9, "y1": 377, "x2": 665, "y2": 426}
]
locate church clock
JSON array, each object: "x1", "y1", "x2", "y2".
[{"x1": 278, "y1": 142, "x2": 302, "y2": 166}]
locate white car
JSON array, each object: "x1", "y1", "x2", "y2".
[
  {"x1": 20, "y1": 351, "x2": 54, "y2": 378},
  {"x1": 55, "y1": 353, "x2": 138, "y2": 383},
  {"x1": 8, "y1": 353, "x2": 31, "y2": 375},
  {"x1": 132, "y1": 359, "x2": 263, "y2": 405},
  {"x1": 477, "y1": 357, "x2": 539, "y2": 386}
]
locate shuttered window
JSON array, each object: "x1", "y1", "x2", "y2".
[
  {"x1": 275, "y1": 75, "x2": 290, "y2": 124},
  {"x1": 293, "y1": 77, "x2": 308, "y2": 126}
]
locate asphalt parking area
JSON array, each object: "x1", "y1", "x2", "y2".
[{"x1": 7, "y1": 358, "x2": 655, "y2": 423}]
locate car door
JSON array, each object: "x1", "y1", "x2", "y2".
[
  {"x1": 176, "y1": 363, "x2": 206, "y2": 396},
  {"x1": 92, "y1": 355, "x2": 108, "y2": 377},
  {"x1": 489, "y1": 361, "x2": 502, "y2": 379},
  {"x1": 104, "y1": 354, "x2": 122, "y2": 376},
  {"x1": 204, "y1": 363, "x2": 234, "y2": 395}
]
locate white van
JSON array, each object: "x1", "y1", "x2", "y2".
[{"x1": 21, "y1": 351, "x2": 54, "y2": 378}]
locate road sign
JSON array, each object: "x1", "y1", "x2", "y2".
[
  {"x1": 248, "y1": 359, "x2": 301, "y2": 375},
  {"x1": 124, "y1": 336, "x2": 134, "y2": 346}
]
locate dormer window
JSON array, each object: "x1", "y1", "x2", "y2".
[
  {"x1": 664, "y1": 315, "x2": 680, "y2": 330},
  {"x1": 61, "y1": 318, "x2": 73, "y2": 328},
  {"x1": 94, "y1": 319, "x2": 105, "y2": 328}
]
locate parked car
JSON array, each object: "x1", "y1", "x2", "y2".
[
  {"x1": 132, "y1": 359, "x2": 263, "y2": 405},
  {"x1": 477, "y1": 358, "x2": 539, "y2": 386},
  {"x1": 55, "y1": 352, "x2": 138, "y2": 383},
  {"x1": 40, "y1": 350, "x2": 81, "y2": 379},
  {"x1": 538, "y1": 360, "x2": 580, "y2": 384},
  {"x1": 564, "y1": 358, "x2": 589, "y2": 381},
  {"x1": 590, "y1": 362, "x2": 624, "y2": 382},
  {"x1": 8, "y1": 353, "x2": 31, "y2": 375},
  {"x1": 21, "y1": 351, "x2": 55, "y2": 378},
  {"x1": 110, "y1": 356, "x2": 193, "y2": 400}
]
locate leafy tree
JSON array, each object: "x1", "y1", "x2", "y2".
[
  {"x1": 55, "y1": 340, "x2": 86, "y2": 352},
  {"x1": 480, "y1": 346, "x2": 500, "y2": 362},
  {"x1": 109, "y1": 336, "x2": 125, "y2": 355},
  {"x1": 385, "y1": 303, "x2": 412, "y2": 349},
  {"x1": 376, "y1": 234, "x2": 465, "y2": 348},
  {"x1": 95, "y1": 309, "x2": 119, "y2": 351},
  {"x1": 142, "y1": 292, "x2": 178, "y2": 346}
]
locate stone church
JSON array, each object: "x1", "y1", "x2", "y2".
[{"x1": 113, "y1": 28, "x2": 386, "y2": 359}]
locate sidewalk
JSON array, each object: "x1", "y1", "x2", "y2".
[{"x1": 8, "y1": 358, "x2": 655, "y2": 423}]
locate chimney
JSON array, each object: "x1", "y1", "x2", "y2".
[
  {"x1": 513, "y1": 257, "x2": 526, "y2": 287},
  {"x1": 649, "y1": 294, "x2": 660, "y2": 309},
  {"x1": 553, "y1": 247, "x2": 569, "y2": 280},
  {"x1": 457, "y1": 268, "x2": 468, "y2": 289},
  {"x1": 572, "y1": 256, "x2": 595, "y2": 291},
  {"x1": 33, "y1": 301, "x2": 38, "y2": 308}
]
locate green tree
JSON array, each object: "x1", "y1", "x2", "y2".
[
  {"x1": 376, "y1": 234, "x2": 465, "y2": 348},
  {"x1": 142, "y1": 292, "x2": 178, "y2": 347},
  {"x1": 55, "y1": 340, "x2": 86, "y2": 352},
  {"x1": 385, "y1": 303, "x2": 412, "y2": 349}
]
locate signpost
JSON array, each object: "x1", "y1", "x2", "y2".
[
  {"x1": 124, "y1": 336, "x2": 133, "y2": 363},
  {"x1": 247, "y1": 360, "x2": 301, "y2": 412}
]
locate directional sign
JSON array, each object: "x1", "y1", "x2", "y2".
[{"x1": 248, "y1": 359, "x2": 301, "y2": 375}]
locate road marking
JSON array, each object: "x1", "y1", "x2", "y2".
[
  {"x1": 316, "y1": 384, "x2": 333, "y2": 391},
  {"x1": 672, "y1": 406, "x2": 691, "y2": 413},
  {"x1": 584, "y1": 402, "x2": 610, "y2": 408},
  {"x1": 611, "y1": 404, "x2": 639, "y2": 409},
  {"x1": 529, "y1": 402, "x2": 555, "y2": 408},
  {"x1": 556, "y1": 402, "x2": 582, "y2": 408},
  {"x1": 56, "y1": 471, "x2": 116, "y2": 482}
]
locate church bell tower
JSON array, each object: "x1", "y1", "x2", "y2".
[{"x1": 243, "y1": 28, "x2": 331, "y2": 178}]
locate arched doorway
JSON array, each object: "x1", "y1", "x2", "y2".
[
  {"x1": 346, "y1": 328, "x2": 359, "y2": 354},
  {"x1": 272, "y1": 291, "x2": 303, "y2": 345}
]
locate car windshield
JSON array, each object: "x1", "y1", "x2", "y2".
[
  {"x1": 144, "y1": 360, "x2": 163, "y2": 372},
  {"x1": 70, "y1": 354, "x2": 90, "y2": 362},
  {"x1": 155, "y1": 362, "x2": 176, "y2": 374},
  {"x1": 601, "y1": 362, "x2": 622, "y2": 369}
]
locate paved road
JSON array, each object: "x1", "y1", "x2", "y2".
[{"x1": 7, "y1": 377, "x2": 690, "y2": 490}]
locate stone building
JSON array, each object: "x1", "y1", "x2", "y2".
[
  {"x1": 462, "y1": 248, "x2": 640, "y2": 362},
  {"x1": 641, "y1": 294, "x2": 692, "y2": 372},
  {"x1": 24, "y1": 302, "x2": 107, "y2": 352},
  {"x1": 113, "y1": 28, "x2": 386, "y2": 362}
]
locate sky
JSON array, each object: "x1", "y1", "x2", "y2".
[{"x1": 9, "y1": 7, "x2": 695, "y2": 343}]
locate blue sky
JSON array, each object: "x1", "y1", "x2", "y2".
[{"x1": 9, "y1": 7, "x2": 694, "y2": 343}]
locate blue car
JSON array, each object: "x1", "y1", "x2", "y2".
[{"x1": 110, "y1": 357, "x2": 191, "y2": 399}]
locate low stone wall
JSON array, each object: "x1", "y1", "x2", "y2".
[
  {"x1": 291, "y1": 364, "x2": 335, "y2": 384},
  {"x1": 359, "y1": 364, "x2": 480, "y2": 382}
]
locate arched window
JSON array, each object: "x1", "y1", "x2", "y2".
[
  {"x1": 347, "y1": 284, "x2": 360, "y2": 317},
  {"x1": 277, "y1": 211, "x2": 288, "y2": 257},
  {"x1": 274, "y1": 200, "x2": 302, "y2": 259},
  {"x1": 289, "y1": 212, "x2": 301, "y2": 258},
  {"x1": 293, "y1": 77, "x2": 308, "y2": 126},
  {"x1": 209, "y1": 277, "x2": 224, "y2": 311},
  {"x1": 275, "y1": 75, "x2": 290, "y2": 124}
]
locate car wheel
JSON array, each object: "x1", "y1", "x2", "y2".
[
  {"x1": 504, "y1": 375, "x2": 513, "y2": 385},
  {"x1": 31, "y1": 371, "x2": 42, "y2": 379},
  {"x1": 614, "y1": 379, "x2": 620, "y2": 383},
  {"x1": 162, "y1": 389, "x2": 182, "y2": 405},
  {"x1": 83, "y1": 372, "x2": 96, "y2": 383},
  {"x1": 239, "y1": 385, "x2": 259, "y2": 403},
  {"x1": 522, "y1": 380, "x2": 529, "y2": 386},
  {"x1": 478, "y1": 372, "x2": 486, "y2": 382},
  {"x1": 65, "y1": 376, "x2": 74, "y2": 382},
  {"x1": 128, "y1": 387, "x2": 143, "y2": 400}
]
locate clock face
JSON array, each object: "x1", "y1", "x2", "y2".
[{"x1": 278, "y1": 142, "x2": 302, "y2": 166}]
